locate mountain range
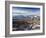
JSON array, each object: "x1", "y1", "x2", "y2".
[{"x1": 13, "y1": 15, "x2": 40, "y2": 20}]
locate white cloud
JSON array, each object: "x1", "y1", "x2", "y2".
[{"x1": 12, "y1": 9, "x2": 31, "y2": 14}]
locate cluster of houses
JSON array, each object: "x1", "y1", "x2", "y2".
[{"x1": 12, "y1": 15, "x2": 40, "y2": 31}]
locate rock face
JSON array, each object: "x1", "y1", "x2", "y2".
[{"x1": 12, "y1": 15, "x2": 40, "y2": 31}]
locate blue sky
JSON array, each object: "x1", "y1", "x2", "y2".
[{"x1": 12, "y1": 7, "x2": 40, "y2": 16}]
